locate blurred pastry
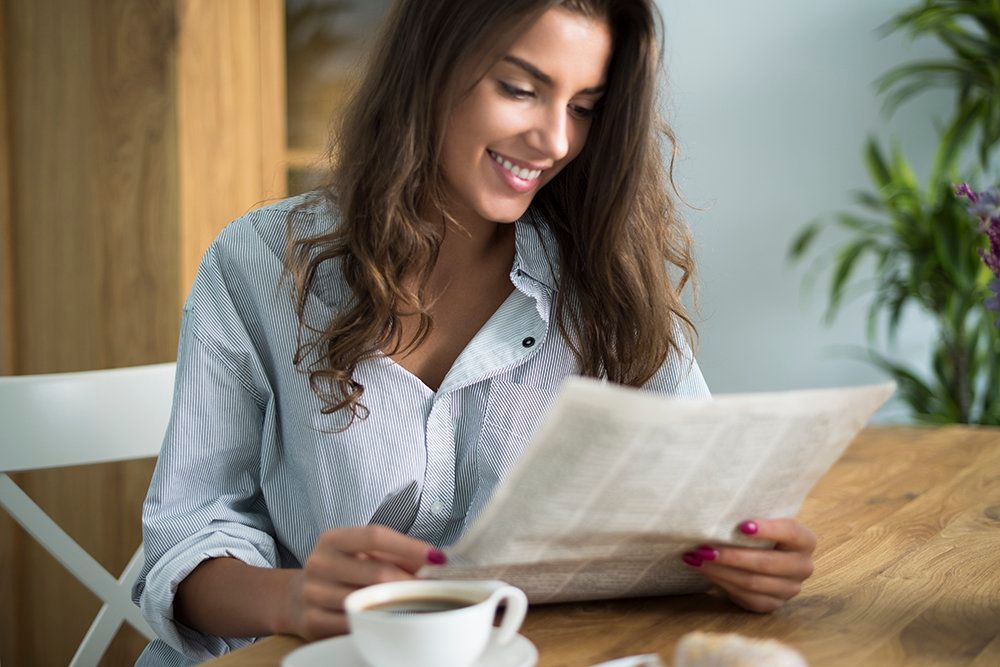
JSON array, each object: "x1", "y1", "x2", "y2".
[{"x1": 674, "y1": 631, "x2": 808, "y2": 667}]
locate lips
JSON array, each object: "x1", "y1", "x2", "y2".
[
  {"x1": 487, "y1": 151, "x2": 540, "y2": 193},
  {"x1": 487, "y1": 150, "x2": 546, "y2": 179}
]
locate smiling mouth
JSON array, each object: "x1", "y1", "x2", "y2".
[{"x1": 487, "y1": 149, "x2": 544, "y2": 181}]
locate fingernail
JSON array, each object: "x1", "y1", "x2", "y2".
[
  {"x1": 426, "y1": 548, "x2": 447, "y2": 565},
  {"x1": 681, "y1": 553, "x2": 703, "y2": 567},
  {"x1": 694, "y1": 546, "x2": 719, "y2": 561},
  {"x1": 739, "y1": 520, "x2": 759, "y2": 535}
]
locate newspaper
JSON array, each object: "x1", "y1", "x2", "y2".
[{"x1": 419, "y1": 377, "x2": 895, "y2": 603}]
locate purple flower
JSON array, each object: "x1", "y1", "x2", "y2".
[
  {"x1": 955, "y1": 183, "x2": 1000, "y2": 321},
  {"x1": 969, "y1": 190, "x2": 1000, "y2": 227},
  {"x1": 954, "y1": 182, "x2": 979, "y2": 203},
  {"x1": 989, "y1": 278, "x2": 1000, "y2": 327}
]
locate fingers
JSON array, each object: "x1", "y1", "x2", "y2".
[
  {"x1": 678, "y1": 518, "x2": 817, "y2": 613},
  {"x1": 739, "y1": 518, "x2": 817, "y2": 554},
  {"x1": 320, "y1": 525, "x2": 442, "y2": 574},
  {"x1": 291, "y1": 525, "x2": 445, "y2": 642},
  {"x1": 698, "y1": 544, "x2": 814, "y2": 580},
  {"x1": 698, "y1": 561, "x2": 802, "y2": 599},
  {"x1": 296, "y1": 607, "x2": 350, "y2": 641},
  {"x1": 300, "y1": 579, "x2": 358, "y2": 611},
  {"x1": 311, "y1": 549, "x2": 417, "y2": 587},
  {"x1": 710, "y1": 578, "x2": 788, "y2": 614}
]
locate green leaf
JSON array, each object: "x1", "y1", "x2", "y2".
[
  {"x1": 886, "y1": 285, "x2": 910, "y2": 343},
  {"x1": 834, "y1": 213, "x2": 887, "y2": 236},
  {"x1": 930, "y1": 343, "x2": 962, "y2": 420},
  {"x1": 891, "y1": 143, "x2": 921, "y2": 192},
  {"x1": 977, "y1": 314, "x2": 1000, "y2": 423},
  {"x1": 851, "y1": 189, "x2": 887, "y2": 214},
  {"x1": 930, "y1": 207, "x2": 966, "y2": 283},
  {"x1": 876, "y1": 60, "x2": 973, "y2": 112},
  {"x1": 867, "y1": 350, "x2": 938, "y2": 416},
  {"x1": 788, "y1": 219, "x2": 823, "y2": 261},
  {"x1": 864, "y1": 139, "x2": 893, "y2": 190},
  {"x1": 825, "y1": 239, "x2": 871, "y2": 322},
  {"x1": 930, "y1": 97, "x2": 983, "y2": 184}
]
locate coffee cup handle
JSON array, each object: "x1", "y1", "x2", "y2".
[{"x1": 484, "y1": 585, "x2": 528, "y2": 645}]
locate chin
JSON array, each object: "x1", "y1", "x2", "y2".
[{"x1": 477, "y1": 198, "x2": 533, "y2": 224}]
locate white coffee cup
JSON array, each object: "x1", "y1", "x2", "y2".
[{"x1": 344, "y1": 579, "x2": 528, "y2": 667}]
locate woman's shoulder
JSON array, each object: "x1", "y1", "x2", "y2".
[{"x1": 212, "y1": 191, "x2": 339, "y2": 264}]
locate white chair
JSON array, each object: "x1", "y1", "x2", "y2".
[{"x1": 0, "y1": 362, "x2": 176, "y2": 667}]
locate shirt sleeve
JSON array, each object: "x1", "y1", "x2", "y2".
[
  {"x1": 131, "y1": 242, "x2": 278, "y2": 662},
  {"x1": 642, "y1": 323, "x2": 712, "y2": 397}
]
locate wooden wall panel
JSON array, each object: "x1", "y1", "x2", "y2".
[
  {"x1": 0, "y1": 0, "x2": 17, "y2": 633},
  {"x1": 0, "y1": 0, "x2": 14, "y2": 377},
  {"x1": 0, "y1": 1, "x2": 286, "y2": 665},
  {"x1": 259, "y1": 0, "x2": 289, "y2": 204},
  {"x1": 1, "y1": 1, "x2": 179, "y2": 664},
  {"x1": 176, "y1": 0, "x2": 286, "y2": 298}
]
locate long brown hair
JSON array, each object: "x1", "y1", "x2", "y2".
[{"x1": 287, "y1": 0, "x2": 697, "y2": 425}]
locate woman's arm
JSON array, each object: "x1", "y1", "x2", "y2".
[
  {"x1": 174, "y1": 526, "x2": 445, "y2": 641},
  {"x1": 174, "y1": 558, "x2": 295, "y2": 637}
]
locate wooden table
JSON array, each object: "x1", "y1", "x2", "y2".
[{"x1": 205, "y1": 426, "x2": 1000, "y2": 666}]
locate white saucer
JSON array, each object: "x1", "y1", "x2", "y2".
[{"x1": 282, "y1": 628, "x2": 538, "y2": 667}]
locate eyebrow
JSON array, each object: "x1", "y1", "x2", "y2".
[{"x1": 501, "y1": 55, "x2": 606, "y2": 95}]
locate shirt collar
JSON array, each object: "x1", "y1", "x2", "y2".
[
  {"x1": 512, "y1": 206, "x2": 560, "y2": 293},
  {"x1": 307, "y1": 202, "x2": 562, "y2": 314}
]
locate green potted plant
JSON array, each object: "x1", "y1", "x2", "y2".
[{"x1": 789, "y1": 0, "x2": 1000, "y2": 425}]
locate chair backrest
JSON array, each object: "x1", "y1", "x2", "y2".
[
  {"x1": 0, "y1": 362, "x2": 175, "y2": 473},
  {"x1": 0, "y1": 362, "x2": 176, "y2": 667}
]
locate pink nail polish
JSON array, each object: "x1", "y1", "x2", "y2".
[
  {"x1": 694, "y1": 546, "x2": 718, "y2": 561},
  {"x1": 682, "y1": 553, "x2": 703, "y2": 567},
  {"x1": 426, "y1": 548, "x2": 447, "y2": 565},
  {"x1": 739, "y1": 520, "x2": 759, "y2": 535}
]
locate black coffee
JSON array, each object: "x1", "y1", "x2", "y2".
[{"x1": 364, "y1": 597, "x2": 475, "y2": 614}]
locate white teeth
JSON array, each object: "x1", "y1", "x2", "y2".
[{"x1": 489, "y1": 150, "x2": 541, "y2": 181}]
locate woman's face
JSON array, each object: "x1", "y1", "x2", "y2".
[{"x1": 440, "y1": 7, "x2": 612, "y2": 227}]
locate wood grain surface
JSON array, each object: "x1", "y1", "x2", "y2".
[
  {"x1": 0, "y1": 1, "x2": 286, "y2": 664},
  {"x1": 204, "y1": 426, "x2": 1000, "y2": 667},
  {"x1": 176, "y1": 0, "x2": 287, "y2": 296},
  {"x1": 1, "y1": 1, "x2": 179, "y2": 663},
  {"x1": 0, "y1": 0, "x2": 14, "y2": 377}
]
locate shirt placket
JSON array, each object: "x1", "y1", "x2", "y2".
[{"x1": 408, "y1": 391, "x2": 456, "y2": 544}]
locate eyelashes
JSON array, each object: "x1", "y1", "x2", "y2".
[
  {"x1": 498, "y1": 81, "x2": 533, "y2": 99},
  {"x1": 497, "y1": 81, "x2": 597, "y2": 119}
]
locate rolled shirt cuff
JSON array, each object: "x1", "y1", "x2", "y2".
[{"x1": 138, "y1": 524, "x2": 279, "y2": 662}]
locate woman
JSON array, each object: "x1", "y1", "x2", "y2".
[{"x1": 132, "y1": 0, "x2": 816, "y2": 664}]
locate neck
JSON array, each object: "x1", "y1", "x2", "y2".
[
  {"x1": 438, "y1": 216, "x2": 515, "y2": 269},
  {"x1": 419, "y1": 207, "x2": 517, "y2": 298}
]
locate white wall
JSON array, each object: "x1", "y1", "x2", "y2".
[{"x1": 657, "y1": 1, "x2": 955, "y2": 420}]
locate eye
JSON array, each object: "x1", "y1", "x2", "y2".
[
  {"x1": 569, "y1": 104, "x2": 596, "y2": 119},
  {"x1": 498, "y1": 81, "x2": 535, "y2": 99}
]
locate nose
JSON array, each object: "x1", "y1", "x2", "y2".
[{"x1": 526, "y1": 104, "x2": 571, "y2": 163}]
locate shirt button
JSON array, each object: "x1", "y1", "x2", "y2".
[
  {"x1": 522, "y1": 336, "x2": 535, "y2": 348},
  {"x1": 430, "y1": 500, "x2": 445, "y2": 516}
]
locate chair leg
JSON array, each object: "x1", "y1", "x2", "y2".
[
  {"x1": 0, "y1": 474, "x2": 157, "y2": 660},
  {"x1": 69, "y1": 603, "x2": 123, "y2": 667},
  {"x1": 0, "y1": 475, "x2": 122, "y2": 602},
  {"x1": 119, "y1": 545, "x2": 156, "y2": 640}
]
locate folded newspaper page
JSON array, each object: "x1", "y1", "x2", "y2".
[{"x1": 419, "y1": 377, "x2": 895, "y2": 603}]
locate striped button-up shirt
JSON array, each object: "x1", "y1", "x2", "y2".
[{"x1": 132, "y1": 193, "x2": 710, "y2": 666}]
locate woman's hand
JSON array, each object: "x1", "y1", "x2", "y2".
[
  {"x1": 681, "y1": 518, "x2": 816, "y2": 613},
  {"x1": 278, "y1": 525, "x2": 446, "y2": 640}
]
